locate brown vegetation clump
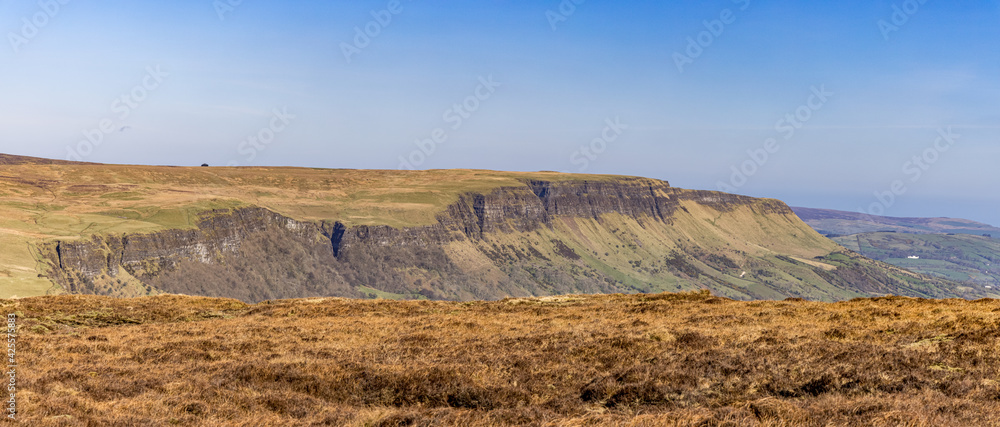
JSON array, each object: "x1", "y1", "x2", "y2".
[{"x1": 6, "y1": 291, "x2": 1000, "y2": 426}]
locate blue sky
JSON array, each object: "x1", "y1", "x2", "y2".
[{"x1": 1, "y1": 0, "x2": 998, "y2": 225}]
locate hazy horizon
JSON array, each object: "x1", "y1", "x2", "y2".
[{"x1": 2, "y1": 1, "x2": 998, "y2": 225}]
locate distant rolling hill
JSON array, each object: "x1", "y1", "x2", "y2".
[
  {"x1": 0, "y1": 153, "x2": 987, "y2": 302},
  {"x1": 833, "y1": 232, "x2": 1000, "y2": 289},
  {"x1": 0, "y1": 153, "x2": 89, "y2": 165},
  {"x1": 792, "y1": 207, "x2": 1000, "y2": 237},
  {"x1": 792, "y1": 207, "x2": 1000, "y2": 291}
]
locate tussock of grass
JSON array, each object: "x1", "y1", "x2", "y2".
[{"x1": 9, "y1": 292, "x2": 1000, "y2": 425}]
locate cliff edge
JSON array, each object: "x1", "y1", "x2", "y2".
[{"x1": 0, "y1": 156, "x2": 983, "y2": 301}]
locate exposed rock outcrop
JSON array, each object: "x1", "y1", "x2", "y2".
[{"x1": 42, "y1": 177, "x2": 978, "y2": 302}]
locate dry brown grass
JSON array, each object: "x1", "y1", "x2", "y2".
[{"x1": 7, "y1": 291, "x2": 1000, "y2": 426}]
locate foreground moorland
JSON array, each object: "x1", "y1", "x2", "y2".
[{"x1": 7, "y1": 291, "x2": 1000, "y2": 426}]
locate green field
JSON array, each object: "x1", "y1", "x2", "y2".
[{"x1": 834, "y1": 232, "x2": 1000, "y2": 288}]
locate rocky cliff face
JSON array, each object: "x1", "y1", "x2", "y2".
[
  {"x1": 54, "y1": 208, "x2": 307, "y2": 278},
  {"x1": 48, "y1": 208, "x2": 331, "y2": 299},
  {"x1": 528, "y1": 179, "x2": 678, "y2": 220},
  {"x1": 329, "y1": 179, "x2": 680, "y2": 253},
  {"x1": 42, "y1": 177, "x2": 980, "y2": 302}
]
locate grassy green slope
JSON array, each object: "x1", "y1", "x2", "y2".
[
  {"x1": 834, "y1": 232, "x2": 1000, "y2": 288},
  {"x1": 0, "y1": 163, "x2": 628, "y2": 297},
  {"x1": 435, "y1": 198, "x2": 972, "y2": 301},
  {"x1": 0, "y1": 157, "x2": 982, "y2": 301}
]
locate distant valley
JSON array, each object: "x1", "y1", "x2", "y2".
[
  {"x1": 794, "y1": 207, "x2": 1000, "y2": 291},
  {"x1": 833, "y1": 233, "x2": 1000, "y2": 288}
]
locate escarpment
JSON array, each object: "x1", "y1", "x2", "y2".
[
  {"x1": 49, "y1": 206, "x2": 330, "y2": 298},
  {"x1": 39, "y1": 177, "x2": 982, "y2": 302}
]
